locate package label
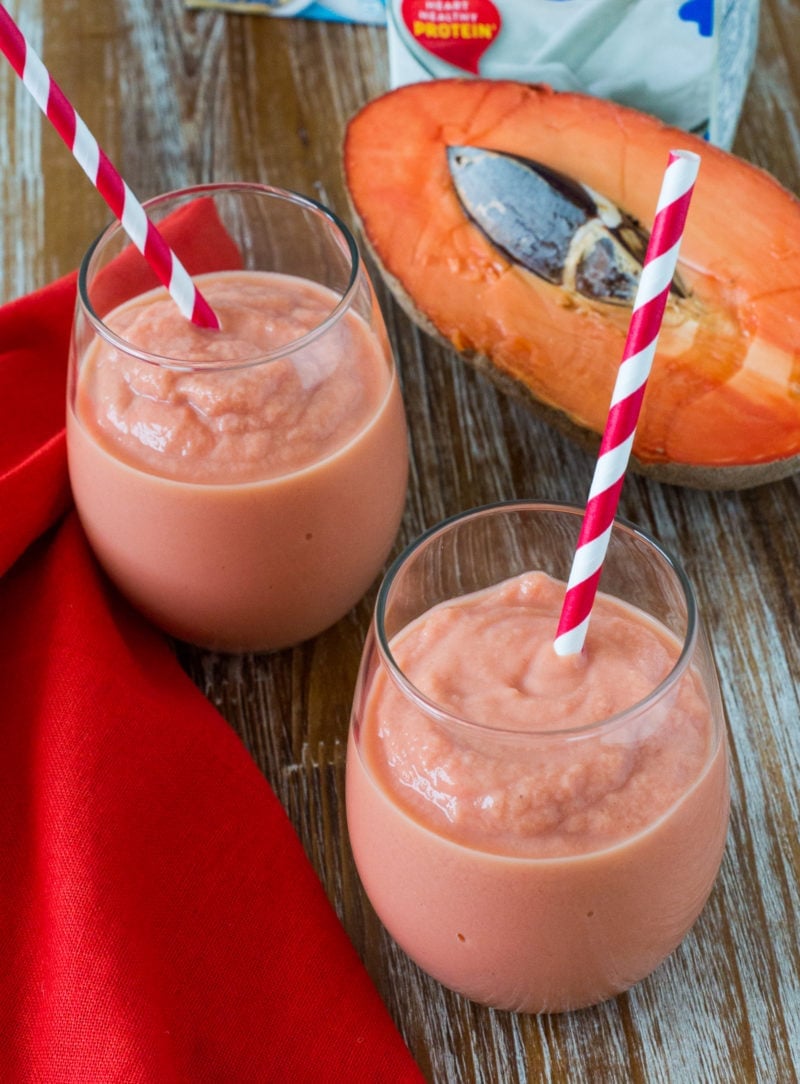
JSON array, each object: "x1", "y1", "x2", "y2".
[
  {"x1": 388, "y1": 0, "x2": 760, "y2": 148},
  {"x1": 399, "y1": 0, "x2": 501, "y2": 75}
]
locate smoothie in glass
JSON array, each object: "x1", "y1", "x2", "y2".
[
  {"x1": 67, "y1": 185, "x2": 408, "y2": 652},
  {"x1": 346, "y1": 503, "x2": 729, "y2": 1013}
]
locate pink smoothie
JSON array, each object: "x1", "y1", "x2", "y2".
[
  {"x1": 346, "y1": 571, "x2": 729, "y2": 1012},
  {"x1": 67, "y1": 270, "x2": 408, "y2": 651}
]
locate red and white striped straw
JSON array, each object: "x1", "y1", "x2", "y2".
[
  {"x1": 554, "y1": 149, "x2": 700, "y2": 657},
  {"x1": 0, "y1": 5, "x2": 219, "y2": 330}
]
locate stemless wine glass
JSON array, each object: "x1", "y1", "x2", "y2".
[
  {"x1": 346, "y1": 501, "x2": 730, "y2": 1013},
  {"x1": 67, "y1": 183, "x2": 408, "y2": 652}
]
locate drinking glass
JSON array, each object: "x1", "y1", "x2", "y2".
[
  {"x1": 67, "y1": 183, "x2": 408, "y2": 652},
  {"x1": 346, "y1": 501, "x2": 729, "y2": 1013}
]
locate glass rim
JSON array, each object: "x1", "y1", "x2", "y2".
[
  {"x1": 374, "y1": 500, "x2": 700, "y2": 741},
  {"x1": 76, "y1": 181, "x2": 363, "y2": 372}
]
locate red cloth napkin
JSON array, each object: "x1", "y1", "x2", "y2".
[{"x1": 0, "y1": 219, "x2": 424, "y2": 1080}]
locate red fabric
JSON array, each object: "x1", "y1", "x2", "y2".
[{"x1": 0, "y1": 214, "x2": 422, "y2": 1081}]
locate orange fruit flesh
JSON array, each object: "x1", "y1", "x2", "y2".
[{"x1": 344, "y1": 80, "x2": 800, "y2": 473}]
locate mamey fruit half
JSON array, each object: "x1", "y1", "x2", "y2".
[{"x1": 343, "y1": 79, "x2": 800, "y2": 489}]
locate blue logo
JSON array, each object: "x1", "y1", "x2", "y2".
[
  {"x1": 679, "y1": 0, "x2": 714, "y2": 37},
  {"x1": 542, "y1": 0, "x2": 714, "y2": 38}
]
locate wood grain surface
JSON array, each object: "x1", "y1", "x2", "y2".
[{"x1": 2, "y1": 1, "x2": 798, "y2": 1080}]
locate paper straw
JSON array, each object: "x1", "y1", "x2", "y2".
[
  {"x1": 554, "y1": 149, "x2": 700, "y2": 657},
  {"x1": 0, "y1": 5, "x2": 219, "y2": 329}
]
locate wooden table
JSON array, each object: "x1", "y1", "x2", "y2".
[{"x1": 2, "y1": 2, "x2": 798, "y2": 1080}]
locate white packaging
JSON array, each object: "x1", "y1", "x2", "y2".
[{"x1": 387, "y1": 0, "x2": 759, "y2": 148}]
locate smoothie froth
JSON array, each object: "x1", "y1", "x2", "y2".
[
  {"x1": 77, "y1": 271, "x2": 388, "y2": 483},
  {"x1": 368, "y1": 572, "x2": 711, "y2": 857}
]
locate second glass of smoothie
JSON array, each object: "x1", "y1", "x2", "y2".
[
  {"x1": 346, "y1": 501, "x2": 730, "y2": 1013},
  {"x1": 67, "y1": 183, "x2": 408, "y2": 652}
]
